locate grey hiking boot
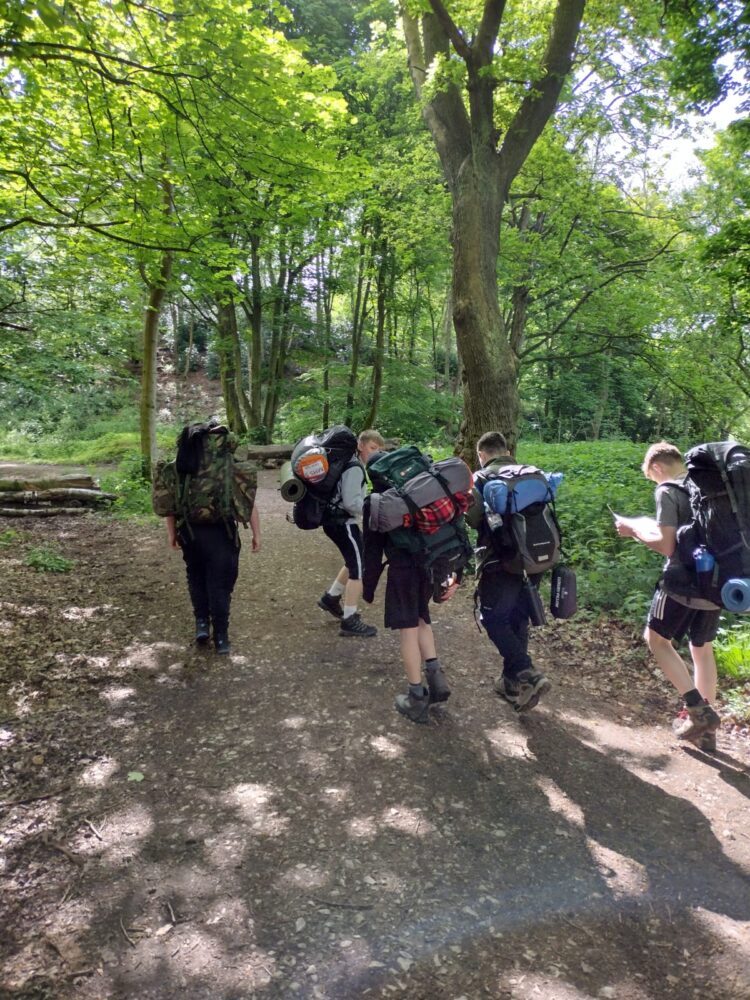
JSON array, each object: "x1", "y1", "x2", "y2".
[
  {"x1": 395, "y1": 686, "x2": 430, "y2": 724},
  {"x1": 426, "y1": 662, "x2": 451, "y2": 704},
  {"x1": 515, "y1": 669, "x2": 552, "y2": 713},
  {"x1": 339, "y1": 613, "x2": 377, "y2": 638},
  {"x1": 673, "y1": 702, "x2": 720, "y2": 744},
  {"x1": 195, "y1": 618, "x2": 210, "y2": 645},
  {"x1": 698, "y1": 729, "x2": 717, "y2": 752},
  {"x1": 318, "y1": 592, "x2": 343, "y2": 620},
  {"x1": 495, "y1": 674, "x2": 521, "y2": 708}
]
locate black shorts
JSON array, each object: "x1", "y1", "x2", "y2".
[
  {"x1": 647, "y1": 586, "x2": 720, "y2": 647},
  {"x1": 384, "y1": 560, "x2": 432, "y2": 630},
  {"x1": 323, "y1": 521, "x2": 363, "y2": 581}
]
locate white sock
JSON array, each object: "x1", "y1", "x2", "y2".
[
  {"x1": 343, "y1": 605, "x2": 357, "y2": 619},
  {"x1": 328, "y1": 581, "x2": 345, "y2": 597}
]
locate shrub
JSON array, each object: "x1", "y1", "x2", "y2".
[{"x1": 25, "y1": 546, "x2": 74, "y2": 573}]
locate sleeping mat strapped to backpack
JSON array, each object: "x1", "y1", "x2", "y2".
[
  {"x1": 289, "y1": 425, "x2": 359, "y2": 530},
  {"x1": 475, "y1": 464, "x2": 563, "y2": 575}
]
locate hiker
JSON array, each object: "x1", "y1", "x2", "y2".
[
  {"x1": 362, "y1": 445, "x2": 472, "y2": 723},
  {"x1": 316, "y1": 429, "x2": 384, "y2": 637},
  {"x1": 614, "y1": 441, "x2": 721, "y2": 750},
  {"x1": 466, "y1": 432, "x2": 553, "y2": 713},
  {"x1": 153, "y1": 420, "x2": 260, "y2": 655}
]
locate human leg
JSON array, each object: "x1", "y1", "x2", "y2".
[
  {"x1": 179, "y1": 528, "x2": 211, "y2": 642},
  {"x1": 322, "y1": 523, "x2": 376, "y2": 635},
  {"x1": 690, "y1": 642, "x2": 718, "y2": 704},
  {"x1": 200, "y1": 524, "x2": 240, "y2": 651}
]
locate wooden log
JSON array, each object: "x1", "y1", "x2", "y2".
[
  {"x1": 0, "y1": 475, "x2": 98, "y2": 492},
  {"x1": 241, "y1": 444, "x2": 294, "y2": 460},
  {"x1": 0, "y1": 507, "x2": 90, "y2": 517},
  {"x1": 0, "y1": 489, "x2": 115, "y2": 505}
]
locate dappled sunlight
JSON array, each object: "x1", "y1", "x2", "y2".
[
  {"x1": 381, "y1": 804, "x2": 434, "y2": 838},
  {"x1": 116, "y1": 641, "x2": 185, "y2": 674},
  {"x1": 277, "y1": 862, "x2": 330, "y2": 891},
  {"x1": 224, "y1": 782, "x2": 289, "y2": 836},
  {"x1": 347, "y1": 815, "x2": 378, "y2": 839},
  {"x1": 100, "y1": 685, "x2": 136, "y2": 705},
  {"x1": 60, "y1": 604, "x2": 115, "y2": 621},
  {"x1": 585, "y1": 838, "x2": 650, "y2": 898},
  {"x1": 321, "y1": 785, "x2": 351, "y2": 808},
  {"x1": 77, "y1": 755, "x2": 119, "y2": 787},
  {"x1": 95, "y1": 803, "x2": 154, "y2": 866},
  {"x1": 369, "y1": 734, "x2": 406, "y2": 759},
  {"x1": 537, "y1": 776, "x2": 585, "y2": 829},
  {"x1": 502, "y1": 972, "x2": 625, "y2": 999},
  {"x1": 281, "y1": 715, "x2": 308, "y2": 730},
  {"x1": 0, "y1": 725, "x2": 16, "y2": 747},
  {"x1": 485, "y1": 724, "x2": 535, "y2": 760},
  {"x1": 0, "y1": 600, "x2": 42, "y2": 618}
]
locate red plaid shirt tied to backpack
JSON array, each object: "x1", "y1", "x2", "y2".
[{"x1": 402, "y1": 490, "x2": 474, "y2": 533}]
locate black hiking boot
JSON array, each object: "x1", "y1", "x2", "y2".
[
  {"x1": 214, "y1": 633, "x2": 231, "y2": 655},
  {"x1": 339, "y1": 613, "x2": 377, "y2": 638},
  {"x1": 395, "y1": 686, "x2": 430, "y2": 724},
  {"x1": 426, "y1": 662, "x2": 451, "y2": 704},
  {"x1": 318, "y1": 592, "x2": 344, "y2": 620},
  {"x1": 195, "y1": 618, "x2": 210, "y2": 645}
]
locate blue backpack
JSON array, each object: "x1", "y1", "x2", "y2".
[{"x1": 476, "y1": 464, "x2": 563, "y2": 575}]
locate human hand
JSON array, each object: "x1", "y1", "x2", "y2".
[
  {"x1": 435, "y1": 574, "x2": 459, "y2": 603},
  {"x1": 615, "y1": 520, "x2": 635, "y2": 538},
  {"x1": 251, "y1": 534, "x2": 261, "y2": 552}
]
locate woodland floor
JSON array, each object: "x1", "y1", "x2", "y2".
[{"x1": 1, "y1": 469, "x2": 750, "y2": 1000}]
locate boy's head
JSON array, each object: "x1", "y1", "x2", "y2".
[
  {"x1": 476, "y1": 431, "x2": 510, "y2": 468},
  {"x1": 358, "y1": 429, "x2": 385, "y2": 463},
  {"x1": 641, "y1": 441, "x2": 685, "y2": 484}
]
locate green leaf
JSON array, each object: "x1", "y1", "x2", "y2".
[{"x1": 127, "y1": 771, "x2": 145, "y2": 782}]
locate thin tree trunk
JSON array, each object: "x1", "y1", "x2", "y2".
[
  {"x1": 345, "y1": 231, "x2": 371, "y2": 427},
  {"x1": 140, "y1": 251, "x2": 172, "y2": 479},
  {"x1": 364, "y1": 241, "x2": 388, "y2": 429},
  {"x1": 215, "y1": 295, "x2": 250, "y2": 434}
]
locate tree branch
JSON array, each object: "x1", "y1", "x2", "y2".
[{"x1": 498, "y1": 0, "x2": 586, "y2": 195}]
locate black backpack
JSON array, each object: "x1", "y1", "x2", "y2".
[
  {"x1": 474, "y1": 464, "x2": 563, "y2": 576},
  {"x1": 290, "y1": 425, "x2": 359, "y2": 530},
  {"x1": 670, "y1": 441, "x2": 750, "y2": 605}
]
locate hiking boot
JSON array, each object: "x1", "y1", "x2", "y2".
[
  {"x1": 395, "y1": 686, "x2": 430, "y2": 724},
  {"x1": 673, "y1": 702, "x2": 720, "y2": 744},
  {"x1": 698, "y1": 729, "x2": 717, "y2": 753},
  {"x1": 318, "y1": 592, "x2": 343, "y2": 620},
  {"x1": 339, "y1": 613, "x2": 377, "y2": 638},
  {"x1": 426, "y1": 663, "x2": 451, "y2": 704},
  {"x1": 214, "y1": 633, "x2": 231, "y2": 655},
  {"x1": 514, "y1": 669, "x2": 552, "y2": 713},
  {"x1": 195, "y1": 618, "x2": 210, "y2": 645},
  {"x1": 495, "y1": 674, "x2": 521, "y2": 708}
]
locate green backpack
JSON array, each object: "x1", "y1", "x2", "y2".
[
  {"x1": 367, "y1": 446, "x2": 473, "y2": 597},
  {"x1": 153, "y1": 428, "x2": 257, "y2": 529}
]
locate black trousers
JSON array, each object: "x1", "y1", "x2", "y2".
[
  {"x1": 179, "y1": 522, "x2": 240, "y2": 634},
  {"x1": 478, "y1": 569, "x2": 536, "y2": 679}
]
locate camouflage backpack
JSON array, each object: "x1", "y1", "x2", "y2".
[{"x1": 152, "y1": 426, "x2": 257, "y2": 529}]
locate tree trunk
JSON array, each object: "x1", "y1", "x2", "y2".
[
  {"x1": 247, "y1": 232, "x2": 263, "y2": 421},
  {"x1": 215, "y1": 295, "x2": 250, "y2": 434},
  {"x1": 345, "y1": 232, "x2": 371, "y2": 427},
  {"x1": 364, "y1": 241, "x2": 388, "y2": 429},
  {"x1": 140, "y1": 248, "x2": 172, "y2": 479},
  {"x1": 590, "y1": 350, "x2": 611, "y2": 440},
  {"x1": 401, "y1": 0, "x2": 585, "y2": 459}
]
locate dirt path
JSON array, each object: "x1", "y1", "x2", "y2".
[{"x1": 1, "y1": 472, "x2": 749, "y2": 1000}]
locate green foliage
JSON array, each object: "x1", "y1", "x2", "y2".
[
  {"x1": 99, "y1": 454, "x2": 156, "y2": 517},
  {"x1": 714, "y1": 620, "x2": 750, "y2": 683},
  {"x1": 25, "y1": 546, "x2": 74, "y2": 573},
  {"x1": 0, "y1": 529, "x2": 22, "y2": 547},
  {"x1": 517, "y1": 440, "x2": 668, "y2": 617}
]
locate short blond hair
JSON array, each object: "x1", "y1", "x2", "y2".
[
  {"x1": 641, "y1": 441, "x2": 683, "y2": 476},
  {"x1": 358, "y1": 429, "x2": 385, "y2": 447}
]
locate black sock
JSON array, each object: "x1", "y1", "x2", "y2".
[
  {"x1": 683, "y1": 688, "x2": 704, "y2": 707},
  {"x1": 409, "y1": 682, "x2": 425, "y2": 699},
  {"x1": 425, "y1": 658, "x2": 439, "y2": 672}
]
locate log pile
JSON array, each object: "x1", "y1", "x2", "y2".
[{"x1": 0, "y1": 475, "x2": 116, "y2": 518}]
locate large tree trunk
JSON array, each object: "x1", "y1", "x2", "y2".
[{"x1": 402, "y1": 0, "x2": 586, "y2": 460}]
